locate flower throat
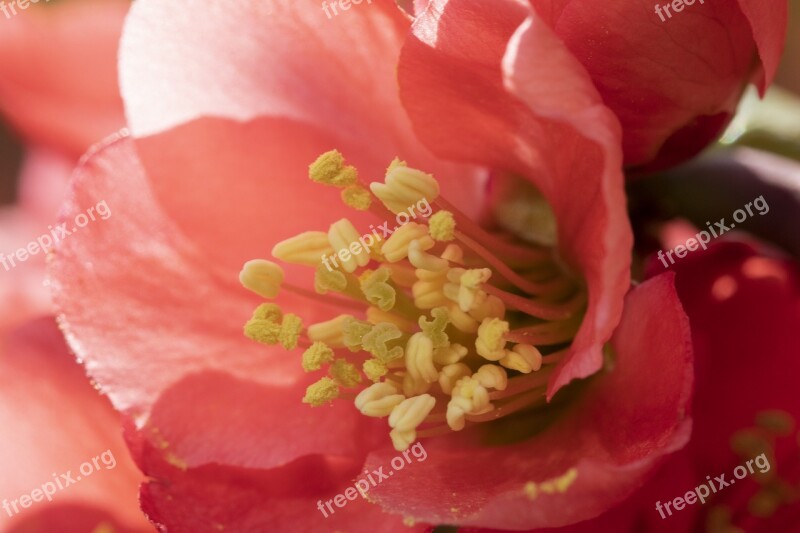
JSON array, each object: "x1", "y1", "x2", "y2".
[{"x1": 240, "y1": 151, "x2": 586, "y2": 451}]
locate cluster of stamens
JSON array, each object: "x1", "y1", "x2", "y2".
[{"x1": 240, "y1": 150, "x2": 586, "y2": 451}]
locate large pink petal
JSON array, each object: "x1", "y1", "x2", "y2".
[
  {"x1": 0, "y1": 318, "x2": 150, "y2": 532},
  {"x1": 0, "y1": 0, "x2": 127, "y2": 155},
  {"x1": 736, "y1": 0, "x2": 789, "y2": 91},
  {"x1": 363, "y1": 275, "x2": 692, "y2": 529},
  {"x1": 120, "y1": 0, "x2": 486, "y2": 258},
  {"x1": 398, "y1": 0, "x2": 631, "y2": 397}
]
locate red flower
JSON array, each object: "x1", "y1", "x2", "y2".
[
  {"x1": 529, "y1": 0, "x2": 787, "y2": 169},
  {"x1": 49, "y1": 1, "x2": 693, "y2": 529},
  {"x1": 0, "y1": 319, "x2": 151, "y2": 533},
  {"x1": 0, "y1": 0, "x2": 128, "y2": 156}
]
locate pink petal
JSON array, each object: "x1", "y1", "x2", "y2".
[
  {"x1": 363, "y1": 275, "x2": 692, "y2": 529},
  {"x1": 0, "y1": 319, "x2": 150, "y2": 531},
  {"x1": 736, "y1": 0, "x2": 789, "y2": 91},
  {"x1": 0, "y1": 0, "x2": 127, "y2": 155},
  {"x1": 397, "y1": 0, "x2": 631, "y2": 397}
]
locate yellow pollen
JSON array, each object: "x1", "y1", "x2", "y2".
[
  {"x1": 382, "y1": 223, "x2": 434, "y2": 263},
  {"x1": 307, "y1": 314, "x2": 352, "y2": 348},
  {"x1": 278, "y1": 314, "x2": 303, "y2": 350},
  {"x1": 360, "y1": 268, "x2": 396, "y2": 311},
  {"x1": 272, "y1": 231, "x2": 333, "y2": 266},
  {"x1": 458, "y1": 268, "x2": 492, "y2": 312},
  {"x1": 301, "y1": 342, "x2": 334, "y2": 372},
  {"x1": 476, "y1": 318, "x2": 509, "y2": 360},
  {"x1": 329, "y1": 219, "x2": 370, "y2": 272},
  {"x1": 341, "y1": 185, "x2": 373, "y2": 211},
  {"x1": 243, "y1": 304, "x2": 283, "y2": 344},
  {"x1": 239, "y1": 259, "x2": 285, "y2": 299},
  {"x1": 308, "y1": 149, "x2": 358, "y2": 187},
  {"x1": 303, "y1": 377, "x2": 340, "y2": 407},
  {"x1": 363, "y1": 358, "x2": 389, "y2": 382},
  {"x1": 330, "y1": 359, "x2": 362, "y2": 387},
  {"x1": 429, "y1": 210, "x2": 456, "y2": 241},
  {"x1": 525, "y1": 468, "x2": 579, "y2": 499},
  {"x1": 355, "y1": 382, "x2": 404, "y2": 416}
]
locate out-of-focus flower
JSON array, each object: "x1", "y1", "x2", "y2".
[
  {"x1": 49, "y1": 1, "x2": 693, "y2": 529},
  {"x1": 527, "y1": 0, "x2": 787, "y2": 169},
  {"x1": 0, "y1": 0, "x2": 129, "y2": 157},
  {"x1": 0, "y1": 318, "x2": 152, "y2": 533}
]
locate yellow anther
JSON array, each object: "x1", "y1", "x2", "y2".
[
  {"x1": 314, "y1": 263, "x2": 348, "y2": 294},
  {"x1": 446, "y1": 396, "x2": 472, "y2": 431},
  {"x1": 328, "y1": 219, "x2": 370, "y2": 273},
  {"x1": 452, "y1": 377, "x2": 490, "y2": 412},
  {"x1": 309, "y1": 150, "x2": 358, "y2": 187},
  {"x1": 476, "y1": 364, "x2": 508, "y2": 391},
  {"x1": 458, "y1": 268, "x2": 492, "y2": 312},
  {"x1": 244, "y1": 318, "x2": 281, "y2": 345},
  {"x1": 408, "y1": 239, "x2": 448, "y2": 272},
  {"x1": 366, "y1": 307, "x2": 416, "y2": 332},
  {"x1": 239, "y1": 259, "x2": 285, "y2": 299},
  {"x1": 439, "y1": 363, "x2": 472, "y2": 395},
  {"x1": 429, "y1": 210, "x2": 456, "y2": 241},
  {"x1": 355, "y1": 382, "x2": 404, "y2": 416},
  {"x1": 418, "y1": 307, "x2": 450, "y2": 348},
  {"x1": 530, "y1": 469, "x2": 579, "y2": 498},
  {"x1": 382, "y1": 223, "x2": 434, "y2": 262},
  {"x1": 433, "y1": 343, "x2": 468, "y2": 365},
  {"x1": 389, "y1": 394, "x2": 436, "y2": 432},
  {"x1": 301, "y1": 342, "x2": 334, "y2": 372},
  {"x1": 405, "y1": 333, "x2": 438, "y2": 384},
  {"x1": 278, "y1": 314, "x2": 303, "y2": 350},
  {"x1": 330, "y1": 359, "x2": 362, "y2": 387},
  {"x1": 441, "y1": 244, "x2": 464, "y2": 264},
  {"x1": 361, "y1": 322, "x2": 405, "y2": 362},
  {"x1": 342, "y1": 317, "x2": 374, "y2": 352},
  {"x1": 363, "y1": 358, "x2": 389, "y2": 382},
  {"x1": 271, "y1": 232, "x2": 333, "y2": 266},
  {"x1": 303, "y1": 377, "x2": 340, "y2": 407},
  {"x1": 755, "y1": 410, "x2": 795, "y2": 435},
  {"x1": 470, "y1": 294, "x2": 506, "y2": 321},
  {"x1": 252, "y1": 303, "x2": 283, "y2": 322},
  {"x1": 403, "y1": 373, "x2": 432, "y2": 397},
  {"x1": 341, "y1": 184, "x2": 373, "y2": 211},
  {"x1": 307, "y1": 314, "x2": 352, "y2": 348},
  {"x1": 448, "y1": 303, "x2": 479, "y2": 333},
  {"x1": 500, "y1": 344, "x2": 542, "y2": 373},
  {"x1": 360, "y1": 268, "x2": 396, "y2": 311},
  {"x1": 476, "y1": 317, "x2": 509, "y2": 361},
  {"x1": 370, "y1": 165, "x2": 440, "y2": 214}
]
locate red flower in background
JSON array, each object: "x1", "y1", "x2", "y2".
[{"x1": 45, "y1": 0, "x2": 700, "y2": 530}]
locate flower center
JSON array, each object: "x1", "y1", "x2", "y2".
[{"x1": 240, "y1": 151, "x2": 587, "y2": 451}]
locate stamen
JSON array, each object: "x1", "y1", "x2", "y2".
[
  {"x1": 371, "y1": 165, "x2": 440, "y2": 214},
  {"x1": 341, "y1": 185, "x2": 373, "y2": 211},
  {"x1": 301, "y1": 342, "x2": 334, "y2": 372},
  {"x1": 329, "y1": 219, "x2": 370, "y2": 272},
  {"x1": 355, "y1": 382, "x2": 405, "y2": 416},
  {"x1": 309, "y1": 150, "x2": 358, "y2": 187},
  {"x1": 272, "y1": 232, "x2": 333, "y2": 266},
  {"x1": 389, "y1": 394, "x2": 437, "y2": 451},
  {"x1": 239, "y1": 260, "x2": 284, "y2": 298},
  {"x1": 382, "y1": 223, "x2": 434, "y2": 263},
  {"x1": 303, "y1": 377, "x2": 340, "y2": 407},
  {"x1": 330, "y1": 359, "x2": 362, "y2": 387}
]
